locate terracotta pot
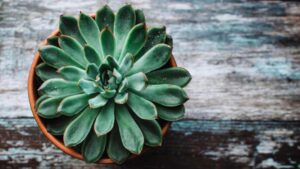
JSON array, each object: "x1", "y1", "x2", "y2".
[{"x1": 28, "y1": 18, "x2": 177, "y2": 164}]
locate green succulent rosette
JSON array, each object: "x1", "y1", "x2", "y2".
[{"x1": 35, "y1": 5, "x2": 191, "y2": 164}]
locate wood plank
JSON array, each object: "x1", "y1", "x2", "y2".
[
  {"x1": 0, "y1": 118, "x2": 299, "y2": 169},
  {"x1": 1, "y1": 0, "x2": 300, "y2": 120}
]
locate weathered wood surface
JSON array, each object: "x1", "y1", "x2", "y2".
[
  {"x1": 1, "y1": 0, "x2": 300, "y2": 168},
  {"x1": 1, "y1": 118, "x2": 299, "y2": 169},
  {"x1": 1, "y1": 0, "x2": 300, "y2": 120}
]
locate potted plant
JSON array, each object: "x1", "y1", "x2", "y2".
[{"x1": 28, "y1": 4, "x2": 191, "y2": 164}]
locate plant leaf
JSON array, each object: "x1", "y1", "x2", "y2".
[
  {"x1": 147, "y1": 67, "x2": 191, "y2": 87},
  {"x1": 134, "y1": 118, "x2": 162, "y2": 146},
  {"x1": 47, "y1": 36, "x2": 59, "y2": 47},
  {"x1": 78, "y1": 79, "x2": 98, "y2": 94},
  {"x1": 112, "y1": 68, "x2": 122, "y2": 84},
  {"x1": 116, "y1": 105, "x2": 144, "y2": 154},
  {"x1": 58, "y1": 93, "x2": 90, "y2": 116},
  {"x1": 36, "y1": 63, "x2": 60, "y2": 81},
  {"x1": 79, "y1": 12, "x2": 102, "y2": 55},
  {"x1": 96, "y1": 5, "x2": 115, "y2": 31},
  {"x1": 135, "y1": 9, "x2": 145, "y2": 24},
  {"x1": 38, "y1": 78, "x2": 82, "y2": 97},
  {"x1": 37, "y1": 97, "x2": 63, "y2": 119},
  {"x1": 88, "y1": 94, "x2": 108, "y2": 108},
  {"x1": 134, "y1": 84, "x2": 188, "y2": 107},
  {"x1": 59, "y1": 35, "x2": 88, "y2": 67},
  {"x1": 106, "y1": 55, "x2": 119, "y2": 70},
  {"x1": 119, "y1": 53, "x2": 133, "y2": 74},
  {"x1": 114, "y1": 4, "x2": 136, "y2": 59},
  {"x1": 135, "y1": 26, "x2": 166, "y2": 60},
  {"x1": 100, "y1": 28, "x2": 115, "y2": 57},
  {"x1": 100, "y1": 89, "x2": 116, "y2": 99},
  {"x1": 94, "y1": 101, "x2": 115, "y2": 136},
  {"x1": 64, "y1": 107, "x2": 99, "y2": 147},
  {"x1": 107, "y1": 126, "x2": 130, "y2": 164},
  {"x1": 127, "y1": 92, "x2": 157, "y2": 120},
  {"x1": 165, "y1": 34, "x2": 173, "y2": 49},
  {"x1": 47, "y1": 115, "x2": 77, "y2": 135},
  {"x1": 59, "y1": 15, "x2": 85, "y2": 45},
  {"x1": 156, "y1": 104, "x2": 185, "y2": 121},
  {"x1": 127, "y1": 44, "x2": 171, "y2": 75},
  {"x1": 82, "y1": 131, "x2": 107, "y2": 163},
  {"x1": 39, "y1": 46, "x2": 83, "y2": 69},
  {"x1": 118, "y1": 78, "x2": 128, "y2": 93},
  {"x1": 127, "y1": 72, "x2": 147, "y2": 91},
  {"x1": 58, "y1": 66, "x2": 87, "y2": 81},
  {"x1": 86, "y1": 63, "x2": 99, "y2": 79},
  {"x1": 119, "y1": 23, "x2": 147, "y2": 61},
  {"x1": 35, "y1": 95, "x2": 49, "y2": 109},
  {"x1": 114, "y1": 92, "x2": 128, "y2": 104},
  {"x1": 84, "y1": 45, "x2": 102, "y2": 66}
]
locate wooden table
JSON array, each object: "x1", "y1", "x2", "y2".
[{"x1": 1, "y1": 0, "x2": 299, "y2": 168}]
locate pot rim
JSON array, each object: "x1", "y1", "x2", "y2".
[{"x1": 28, "y1": 19, "x2": 177, "y2": 164}]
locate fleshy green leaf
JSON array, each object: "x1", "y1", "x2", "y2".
[
  {"x1": 47, "y1": 115, "x2": 77, "y2": 135},
  {"x1": 127, "y1": 72, "x2": 147, "y2": 91},
  {"x1": 119, "y1": 53, "x2": 133, "y2": 74},
  {"x1": 59, "y1": 35, "x2": 88, "y2": 67},
  {"x1": 89, "y1": 94, "x2": 108, "y2": 108},
  {"x1": 118, "y1": 78, "x2": 128, "y2": 93},
  {"x1": 119, "y1": 23, "x2": 147, "y2": 61},
  {"x1": 64, "y1": 107, "x2": 99, "y2": 147},
  {"x1": 35, "y1": 95, "x2": 49, "y2": 109},
  {"x1": 156, "y1": 104, "x2": 185, "y2": 121},
  {"x1": 37, "y1": 97, "x2": 64, "y2": 119},
  {"x1": 58, "y1": 66, "x2": 87, "y2": 81},
  {"x1": 82, "y1": 131, "x2": 107, "y2": 163},
  {"x1": 39, "y1": 46, "x2": 83, "y2": 69},
  {"x1": 36, "y1": 63, "x2": 60, "y2": 81},
  {"x1": 127, "y1": 92, "x2": 157, "y2": 120},
  {"x1": 58, "y1": 93, "x2": 90, "y2": 116},
  {"x1": 79, "y1": 12, "x2": 102, "y2": 55},
  {"x1": 100, "y1": 28, "x2": 115, "y2": 57},
  {"x1": 86, "y1": 63, "x2": 99, "y2": 79},
  {"x1": 127, "y1": 44, "x2": 171, "y2": 75},
  {"x1": 134, "y1": 84, "x2": 188, "y2": 107},
  {"x1": 135, "y1": 9, "x2": 145, "y2": 24},
  {"x1": 78, "y1": 79, "x2": 99, "y2": 94},
  {"x1": 114, "y1": 4, "x2": 136, "y2": 59},
  {"x1": 106, "y1": 56, "x2": 119, "y2": 70},
  {"x1": 146, "y1": 67, "x2": 191, "y2": 87},
  {"x1": 116, "y1": 105, "x2": 144, "y2": 154},
  {"x1": 114, "y1": 92, "x2": 128, "y2": 104},
  {"x1": 38, "y1": 78, "x2": 82, "y2": 97},
  {"x1": 165, "y1": 35, "x2": 173, "y2": 49},
  {"x1": 96, "y1": 5, "x2": 115, "y2": 31},
  {"x1": 134, "y1": 118, "x2": 162, "y2": 146},
  {"x1": 100, "y1": 89, "x2": 116, "y2": 99},
  {"x1": 94, "y1": 101, "x2": 115, "y2": 136},
  {"x1": 135, "y1": 26, "x2": 166, "y2": 60},
  {"x1": 47, "y1": 36, "x2": 59, "y2": 47},
  {"x1": 112, "y1": 68, "x2": 122, "y2": 84},
  {"x1": 107, "y1": 126, "x2": 130, "y2": 164},
  {"x1": 84, "y1": 45, "x2": 102, "y2": 66},
  {"x1": 59, "y1": 15, "x2": 85, "y2": 45}
]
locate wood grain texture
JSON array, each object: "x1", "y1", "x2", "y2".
[
  {"x1": 0, "y1": 118, "x2": 299, "y2": 169},
  {"x1": 0, "y1": 0, "x2": 300, "y2": 120}
]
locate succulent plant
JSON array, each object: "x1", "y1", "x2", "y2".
[{"x1": 35, "y1": 4, "x2": 191, "y2": 164}]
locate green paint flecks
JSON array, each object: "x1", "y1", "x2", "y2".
[{"x1": 255, "y1": 58, "x2": 300, "y2": 80}]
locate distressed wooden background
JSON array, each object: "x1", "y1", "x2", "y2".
[{"x1": 0, "y1": 0, "x2": 300, "y2": 168}]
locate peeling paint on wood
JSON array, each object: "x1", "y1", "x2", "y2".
[
  {"x1": 1, "y1": 0, "x2": 300, "y2": 168},
  {"x1": 1, "y1": 0, "x2": 300, "y2": 120},
  {"x1": 1, "y1": 118, "x2": 300, "y2": 169}
]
